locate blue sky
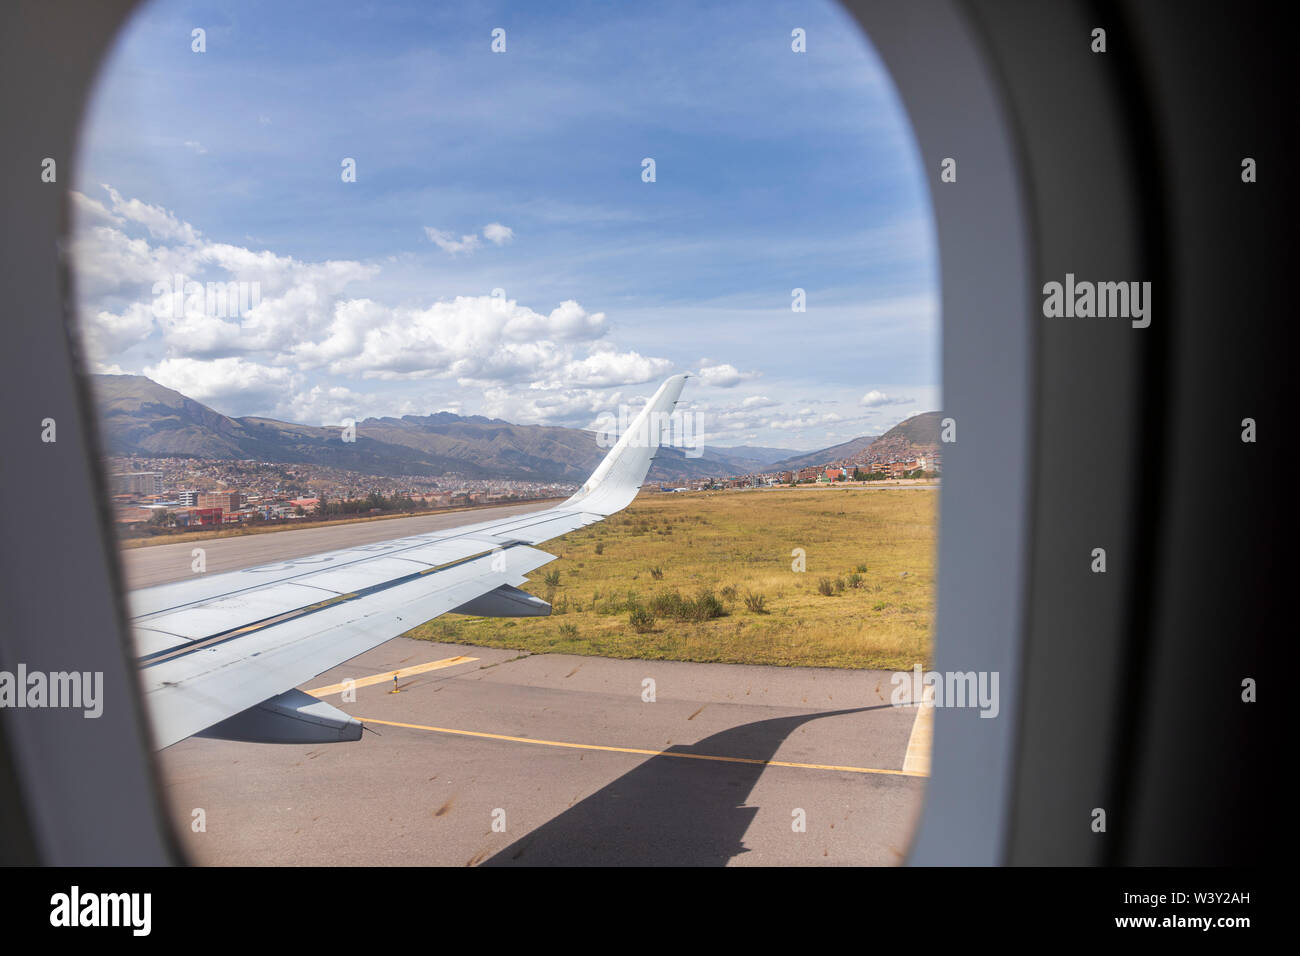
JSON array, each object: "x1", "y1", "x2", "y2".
[{"x1": 71, "y1": 0, "x2": 939, "y2": 451}]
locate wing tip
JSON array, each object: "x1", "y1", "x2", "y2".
[{"x1": 564, "y1": 373, "x2": 691, "y2": 515}]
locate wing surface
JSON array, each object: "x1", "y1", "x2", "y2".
[{"x1": 131, "y1": 374, "x2": 690, "y2": 748}]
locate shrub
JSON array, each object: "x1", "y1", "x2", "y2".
[
  {"x1": 817, "y1": 577, "x2": 836, "y2": 596},
  {"x1": 557, "y1": 622, "x2": 578, "y2": 639},
  {"x1": 744, "y1": 592, "x2": 768, "y2": 614},
  {"x1": 628, "y1": 606, "x2": 656, "y2": 633},
  {"x1": 543, "y1": 569, "x2": 561, "y2": 588},
  {"x1": 856, "y1": 563, "x2": 868, "y2": 573},
  {"x1": 594, "y1": 542, "x2": 604, "y2": 555},
  {"x1": 593, "y1": 590, "x2": 636, "y2": 614},
  {"x1": 720, "y1": 584, "x2": 737, "y2": 601},
  {"x1": 649, "y1": 590, "x2": 687, "y2": 619},
  {"x1": 647, "y1": 588, "x2": 726, "y2": 622},
  {"x1": 650, "y1": 566, "x2": 664, "y2": 580},
  {"x1": 846, "y1": 572, "x2": 863, "y2": 589},
  {"x1": 690, "y1": 589, "x2": 726, "y2": 621}
]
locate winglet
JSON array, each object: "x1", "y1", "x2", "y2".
[{"x1": 564, "y1": 374, "x2": 690, "y2": 516}]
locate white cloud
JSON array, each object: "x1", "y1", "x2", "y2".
[
  {"x1": 424, "y1": 227, "x2": 481, "y2": 255},
  {"x1": 69, "y1": 187, "x2": 381, "y2": 361},
  {"x1": 144, "y1": 357, "x2": 296, "y2": 416},
  {"x1": 101, "y1": 184, "x2": 200, "y2": 244},
  {"x1": 860, "y1": 389, "x2": 910, "y2": 407},
  {"x1": 502, "y1": 298, "x2": 606, "y2": 341},
  {"x1": 300, "y1": 294, "x2": 635, "y2": 385},
  {"x1": 561, "y1": 344, "x2": 673, "y2": 387},
  {"x1": 69, "y1": 191, "x2": 122, "y2": 228},
  {"x1": 69, "y1": 185, "x2": 756, "y2": 429},
  {"x1": 281, "y1": 383, "x2": 373, "y2": 425},
  {"x1": 81, "y1": 302, "x2": 155, "y2": 365},
  {"x1": 696, "y1": 362, "x2": 756, "y2": 388},
  {"x1": 487, "y1": 386, "x2": 625, "y2": 426},
  {"x1": 183, "y1": 140, "x2": 208, "y2": 155},
  {"x1": 426, "y1": 223, "x2": 515, "y2": 254},
  {"x1": 768, "y1": 411, "x2": 844, "y2": 431}
]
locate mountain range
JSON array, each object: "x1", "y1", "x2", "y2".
[{"x1": 92, "y1": 374, "x2": 937, "y2": 483}]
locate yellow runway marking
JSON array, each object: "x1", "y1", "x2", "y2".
[
  {"x1": 902, "y1": 683, "x2": 935, "y2": 776},
  {"x1": 307, "y1": 656, "x2": 478, "y2": 697},
  {"x1": 356, "y1": 716, "x2": 928, "y2": 778}
]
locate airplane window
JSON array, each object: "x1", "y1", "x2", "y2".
[{"x1": 68, "y1": 0, "x2": 941, "y2": 865}]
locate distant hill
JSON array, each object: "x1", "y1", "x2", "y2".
[
  {"x1": 708, "y1": 444, "x2": 802, "y2": 466},
  {"x1": 90, "y1": 375, "x2": 784, "y2": 483},
  {"x1": 762, "y1": 411, "x2": 943, "y2": 473},
  {"x1": 95, "y1": 375, "x2": 482, "y2": 477},
  {"x1": 859, "y1": 411, "x2": 943, "y2": 463},
  {"x1": 767, "y1": 434, "x2": 880, "y2": 472}
]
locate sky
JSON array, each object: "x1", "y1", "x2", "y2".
[{"x1": 70, "y1": 0, "x2": 939, "y2": 452}]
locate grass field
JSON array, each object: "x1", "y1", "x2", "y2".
[{"x1": 407, "y1": 484, "x2": 938, "y2": 670}]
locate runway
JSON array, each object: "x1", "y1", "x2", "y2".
[
  {"x1": 157, "y1": 638, "x2": 928, "y2": 865},
  {"x1": 120, "y1": 501, "x2": 556, "y2": 589}
]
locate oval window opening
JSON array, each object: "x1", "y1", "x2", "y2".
[{"x1": 70, "y1": 0, "x2": 941, "y2": 866}]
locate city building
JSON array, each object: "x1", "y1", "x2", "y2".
[
  {"x1": 198, "y1": 491, "x2": 242, "y2": 512},
  {"x1": 109, "y1": 472, "x2": 163, "y2": 495}
]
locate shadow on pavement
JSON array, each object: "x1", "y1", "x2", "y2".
[{"x1": 483, "y1": 704, "x2": 892, "y2": 866}]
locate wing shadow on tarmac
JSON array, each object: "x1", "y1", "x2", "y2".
[{"x1": 482, "y1": 704, "x2": 894, "y2": 866}]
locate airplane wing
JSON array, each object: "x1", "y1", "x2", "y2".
[{"x1": 129, "y1": 374, "x2": 690, "y2": 749}]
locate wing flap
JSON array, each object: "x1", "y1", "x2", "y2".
[{"x1": 136, "y1": 581, "x2": 342, "y2": 641}]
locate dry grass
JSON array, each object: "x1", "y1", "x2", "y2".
[{"x1": 407, "y1": 485, "x2": 937, "y2": 670}]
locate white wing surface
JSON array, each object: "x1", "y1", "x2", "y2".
[{"x1": 131, "y1": 374, "x2": 689, "y2": 748}]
